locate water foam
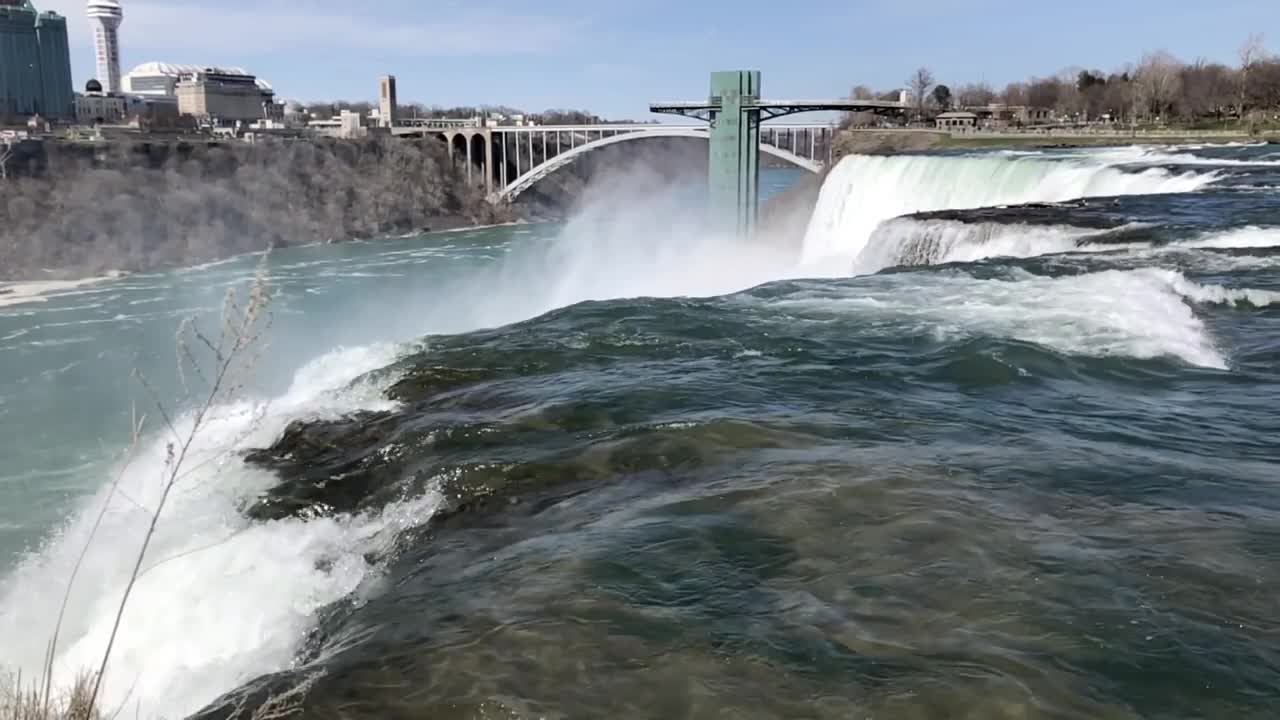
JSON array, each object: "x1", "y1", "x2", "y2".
[
  {"x1": 1083, "y1": 145, "x2": 1280, "y2": 168},
  {"x1": 858, "y1": 218, "x2": 1150, "y2": 272},
  {"x1": 802, "y1": 153, "x2": 1217, "y2": 269},
  {"x1": 770, "y1": 268, "x2": 1239, "y2": 369},
  {"x1": 1176, "y1": 226, "x2": 1280, "y2": 250},
  {"x1": 1089, "y1": 227, "x2": 1280, "y2": 273},
  {"x1": 990, "y1": 144, "x2": 1280, "y2": 167},
  {"x1": 0, "y1": 343, "x2": 429, "y2": 718},
  {"x1": 1148, "y1": 268, "x2": 1280, "y2": 307}
]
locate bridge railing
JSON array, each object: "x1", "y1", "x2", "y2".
[
  {"x1": 413, "y1": 121, "x2": 840, "y2": 199},
  {"x1": 396, "y1": 117, "x2": 483, "y2": 128}
]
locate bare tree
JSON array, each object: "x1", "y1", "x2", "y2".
[
  {"x1": 1179, "y1": 60, "x2": 1237, "y2": 119},
  {"x1": 1052, "y1": 70, "x2": 1086, "y2": 120},
  {"x1": 847, "y1": 35, "x2": 1278, "y2": 128},
  {"x1": 1245, "y1": 58, "x2": 1280, "y2": 113},
  {"x1": 1239, "y1": 33, "x2": 1267, "y2": 113},
  {"x1": 537, "y1": 109, "x2": 603, "y2": 125},
  {"x1": 908, "y1": 67, "x2": 936, "y2": 119},
  {"x1": 1101, "y1": 70, "x2": 1136, "y2": 123},
  {"x1": 401, "y1": 102, "x2": 428, "y2": 119},
  {"x1": 956, "y1": 83, "x2": 996, "y2": 108},
  {"x1": 1241, "y1": 33, "x2": 1267, "y2": 66},
  {"x1": 1135, "y1": 50, "x2": 1184, "y2": 120},
  {"x1": 1001, "y1": 82, "x2": 1029, "y2": 106},
  {"x1": 841, "y1": 86, "x2": 879, "y2": 129},
  {"x1": 1027, "y1": 77, "x2": 1062, "y2": 110}
]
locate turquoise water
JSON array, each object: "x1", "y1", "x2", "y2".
[
  {"x1": 0, "y1": 226, "x2": 523, "y2": 561},
  {"x1": 2, "y1": 154, "x2": 1279, "y2": 719}
]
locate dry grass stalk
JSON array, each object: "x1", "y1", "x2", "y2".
[
  {"x1": 39, "y1": 409, "x2": 146, "y2": 717},
  {"x1": 1, "y1": 671, "x2": 98, "y2": 720},
  {"x1": 12, "y1": 255, "x2": 314, "y2": 719},
  {"x1": 87, "y1": 259, "x2": 273, "y2": 713},
  {"x1": 7, "y1": 256, "x2": 277, "y2": 719},
  {"x1": 213, "y1": 673, "x2": 322, "y2": 720}
]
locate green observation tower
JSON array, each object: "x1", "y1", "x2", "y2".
[{"x1": 652, "y1": 71, "x2": 906, "y2": 236}]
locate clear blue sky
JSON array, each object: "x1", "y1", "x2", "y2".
[{"x1": 38, "y1": 0, "x2": 1277, "y2": 118}]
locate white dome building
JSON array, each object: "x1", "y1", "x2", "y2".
[{"x1": 122, "y1": 62, "x2": 273, "y2": 97}]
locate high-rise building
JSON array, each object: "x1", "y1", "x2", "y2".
[
  {"x1": 35, "y1": 9, "x2": 71, "y2": 117},
  {"x1": 86, "y1": 0, "x2": 123, "y2": 94},
  {"x1": 0, "y1": 0, "x2": 74, "y2": 121},
  {"x1": 379, "y1": 74, "x2": 397, "y2": 128},
  {"x1": 0, "y1": 1, "x2": 41, "y2": 120}
]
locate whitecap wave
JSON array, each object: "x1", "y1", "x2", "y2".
[
  {"x1": 0, "y1": 343, "x2": 426, "y2": 718},
  {"x1": 1147, "y1": 268, "x2": 1280, "y2": 307},
  {"x1": 858, "y1": 218, "x2": 1151, "y2": 272},
  {"x1": 1090, "y1": 145, "x2": 1280, "y2": 168},
  {"x1": 769, "y1": 267, "x2": 1242, "y2": 369},
  {"x1": 1176, "y1": 226, "x2": 1280, "y2": 250}
]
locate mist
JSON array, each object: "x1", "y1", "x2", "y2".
[{"x1": 387, "y1": 163, "x2": 820, "y2": 343}]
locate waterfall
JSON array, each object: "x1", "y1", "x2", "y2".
[{"x1": 801, "y1": 153, "x2": 1217, "y2": 272}]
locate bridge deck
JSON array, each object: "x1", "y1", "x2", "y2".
[
  {"x1": 394, "y1": 122, "x2": 837, "y2": 135},
  {"x1": 650, "y1": 99, "x2": 905, "y2": 113}
]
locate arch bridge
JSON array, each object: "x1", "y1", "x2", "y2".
[{"x1": 392, "y1": 121, "x2": 842, "y2": 203}]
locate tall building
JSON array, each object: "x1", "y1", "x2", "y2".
[
  {"x1": 86, "y1": 0, "x2": 123, "y2": 94},
  {"x1": 35, "y1": 9, "x2": 71, "y2": 117},
  {"x1": 379, "y1": 74, "x2": 397, "y2": 128},
  {"x1": 176, "y1": 68, "x2": 279, "y2": 124},
  {"x1": 0, "y1": 0, "x2": 74, "y2": 121}
]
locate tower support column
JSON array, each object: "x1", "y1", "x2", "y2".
[{"x1": 707, "y1": 70, "x2": 761, "y2": 236}]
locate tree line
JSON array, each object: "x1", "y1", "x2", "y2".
[{"x1": 854, "y1": 34, "x2": 1280, "y2": 125}]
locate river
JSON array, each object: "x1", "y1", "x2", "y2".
[{"x1": 1, "y1": 146, "x2": 1279, "y2": 718}]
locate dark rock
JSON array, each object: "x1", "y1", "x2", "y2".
[
  {"x1": 384, "y1": 365, "x2": 508, "y2": 404},
  {"x1": 242, "y1": 410, "x2": 407, "y2": 521}
]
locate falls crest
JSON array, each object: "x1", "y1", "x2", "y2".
[{"x1": 800, "y1": 153, "x2": 1216, "y2": 272}]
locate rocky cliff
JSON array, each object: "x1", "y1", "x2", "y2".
[{"x1": 0, "y1": 137, "x2": 511, "y2": 280}]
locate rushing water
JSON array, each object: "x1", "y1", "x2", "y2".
[{"x1": 2, "y1": 146, "x2": 1279, "y2": 719}]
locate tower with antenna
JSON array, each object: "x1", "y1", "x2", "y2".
[{"x1": 86, "y1": 0, "x2": 122, "y2": 94}]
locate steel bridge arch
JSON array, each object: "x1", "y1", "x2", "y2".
[{"x1": 492, "y1": 127, "x2": 822, "y2": 202}]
